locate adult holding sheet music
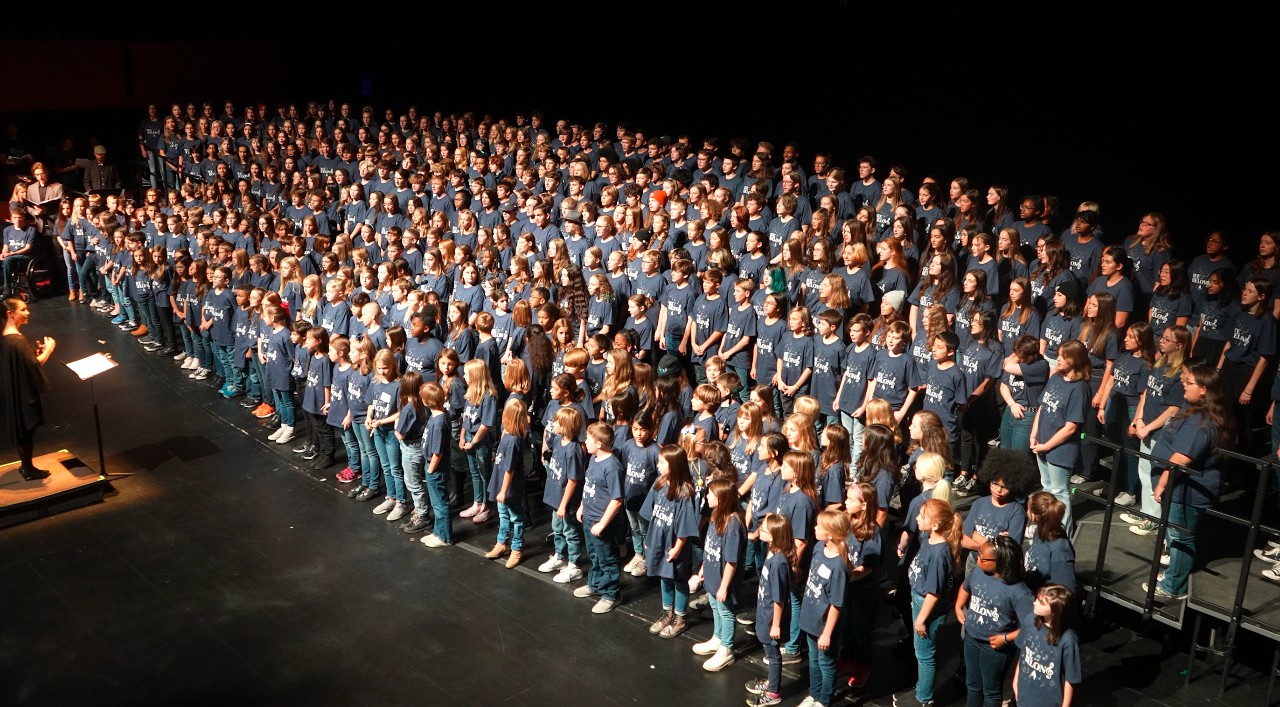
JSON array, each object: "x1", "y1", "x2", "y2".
[
  {"x1": 2, "y1": 298, "x2": 55, "y2": 480},
  {"x1": 25, "y1": 162, "x2": 64, "y2": 234}
]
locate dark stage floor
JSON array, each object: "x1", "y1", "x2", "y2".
[{"x1": 2, "y1": 297, "x2": 1277, "y2": 706}]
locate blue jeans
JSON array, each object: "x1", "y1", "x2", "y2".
[
  {"x1": 842, "y1": 412, "x2": 866, "y2": 466},
  {"x1": 497, "y1": 501, "x2": 526, "y2": 550},
  {"x1": 1105, "y1": 402, "x2": 1140, "y2": 494},
  {"x1": 2, "y1": 254, "x2": 30, "y2": 291},
  {"x1": 707, "y1": 595, "x2": 736, "y2": 648},
  {"x1": 964, "y1": 633, "x2": 1013, "y2": 707},
  {"x1": 179, "y1": 323, "x2": 196, "y2": 356},
  {"x1": 340, "y1": 425, "x2": 363, "y2": 476},
  {"x1": 356, "y1": 422, "x2": 381, "y2": 490},
  {"x1": 463, "y1": 430, "x2": 491, "y2": 504},
  {"x1": 806, "y1": 632, "x2": 841, "y2": 705},
  {"x1": 137, "y1": 298, "x2": 161, "y2": 343},
  {"x1": 786, "y1": 585, "x2": 804, "y2": 655},
  {"x1": 1037, "y1": 456, "x2": 1073, "y2": 533},
  {"x1": 400, "y1": 438, "x2": 426, "y2": 511},
  {"x1": 272, "y1": 386, "x2": 295, "y2": 426},
  {"x1": 551, "y1": 512, "x2": 584, "y2": 566},
  {"x1": 214, "y1": 344, "x2": 238, "y2": 388},
  {"x1": 762, "y1": 643, "x2": 782, "y2": 694},
  {"x1": 195, "y1": 330, "x2": 213, "y2": 369},
  {"x1": 425, "y1": 461, "x2": 452, "y2": 541},
  {"x1": 246, "y1": 351, "x2": 264, "y2": 400},
  {"x1": 659, "y1": 577, "x2": 689, "y2": 614},
  {"x1": 74, "y1": 254, "x2": 99, "y2": 298},
  {"x1": 585, "y1": 526, "x2": 621, "y2": 600},
  {"x1": 624, "y1": 507, "x2": 647, "y2": 556},
  {"x1": 61, "y1": 249, "x2": 77, "y2": 290},
  {"x1": 999, "y1": 405, "x2": 1034, "y2": 451},
  {"x1": 1160, "y1": 502, "x2": 1204, "y2": 596},
  {"x1": 912, "y1": 591, "x2": 947, "y2": 703},
  {"x1": 372, "y1": 426, "x2": 404, "y2": 502}
]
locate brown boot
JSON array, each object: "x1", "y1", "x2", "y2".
[
  {"x1": 659, "y1": 613, "x2": 688, "y2": 639},
  {"x1": 484, "y1": 542, "x2": 510, "y2": 559},
  {"x1": 68, "y1": 289, "x2": 79, "y2": 302},
  {"x1": 649, "y1": 610, "x2": 674, "y2": 635},
  {"x1": 504, "y1": 550, "x2": 523, "y2": 569},
  {"x1": 131, "y1": 324, "x2": 149, "y2": 337}
]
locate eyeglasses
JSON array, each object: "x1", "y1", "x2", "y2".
[
  {"x1": 1161, "y1": 336, "x2": 1179, "y2": 344},
  {"x1": 989, "y1": 480, "x2": 1008, "y2": 490},
  {"x1": 1139, "y1": 220, "x2": 1157, "y2": 227}
]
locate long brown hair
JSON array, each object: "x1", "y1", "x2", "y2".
[
  {"x1": 763, "y1": 512, "x2": 799, "y2": 575},
  {"x1": 817, "y1": 509, "x2": 854, "y2": 573},
  {"x1": 707, "y1": 477, "x2": 743, "y2": 537},
  {"x1": 782, "y1": 450, "x2": 819, "y2": 507},
  {"x1": 656, "y1": 444, "x2": 696, "y2": 501}
]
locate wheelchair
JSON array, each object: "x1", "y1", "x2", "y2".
[{"x1": 2, "y1": 256, "x2": 51, "y2": 302}]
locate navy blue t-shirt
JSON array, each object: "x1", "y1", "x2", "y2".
[
  {"x1": 798, "y1": 543, "x2": 849, "y2": 637},
  {"x1": 1025, "y1": 536, "x2": 1077, "y2": 593},
  {"x1": 1036, "y1": 376, "x2": 1088, "y2": 467},
  {"x1": 755, "y1": 551, "x2": 793, "y2": 646},
  {"x1": 544, "y1": 435, "x2": 586, "y2": 510},
  {"x1": 962, "y1": 570, "x2": 1033, "y2": 642},
  {"x1": 1014, "y1": 620, "x2": 1082, "y2": 707},
  {"x1": 582, "y1": 454, "x2": 624, "y2": 524}
]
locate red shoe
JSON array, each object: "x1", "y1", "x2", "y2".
[
  {"x1": 846, "y1": 662, "x2": 871, "y2": 689},
  {"x1": 335, "y1": 468, "x2": 358, "y2": 484},
  {"x1": 253, "y1": 404, "x2": 275, "y2": 419}
]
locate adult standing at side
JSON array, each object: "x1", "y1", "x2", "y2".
[{"x1": 2, "y1": 298, "x2": 56, "y2": 480}]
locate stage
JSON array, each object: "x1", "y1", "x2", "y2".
[{"x1": 0, "y1": 297, "x2": 1275, "y2": 706}]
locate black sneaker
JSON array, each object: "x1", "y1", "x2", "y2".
[
  {"x1": 778, "y1": 649, "x2": 803, "y2": 665},
  {"x1": 401, "y1": 512, "x2": 432, "y2": 534},
  {"x1": 239, "y1": 398, "x2": 261, "y2": 409},
  {"x1": 355, "y1": 487, "x2": 379, "y2": 502},
  {"x1": 301, "y1": 447, "x2": 320, "y2": 461},
  {"x1": 310, "y1": 456, "x2": 333, "y2": 469}
]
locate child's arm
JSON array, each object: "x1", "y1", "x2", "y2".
[
  {"x1": 897, "y1": 388, "x2": 918, "y2": 423},
  {"x1": 818, "y1": 605, "x2": 841, "y2": 651},
  {"x1": 737, "y1": 470, "x2": 757, "y2": 498},
  {"x1": 657, "y1": 305, "x2": 668, "y2": 349},
  {"x1": 769, "y1": 600, "x2": 783, "y2": 640},
  {"x1": 557, "y1": 478, "x2": 577, "y2": 518},
  {"x1": 914, "y1": 593, "x2": 939, "y2": 636},
  {"x1": 716, "y1": 560, "x2": 737, "y2": 603},
  {"x1": 592, "y1": 498, "x2": 623, "y2": 536},
  {"x1": 955, "y1": 584, "x2": 971, "y2": 624},
  {"x1": 667, "y1": 536, "x2": 686, "y2": 563},
  {"x1": 496, "y1": 469, "x2": 513, "y2": 504},
  {"x1": 321, "y1": 385, "x2": 331, "y2": 415}
]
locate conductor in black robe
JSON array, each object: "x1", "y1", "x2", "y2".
[{"x1": 3, "y1": 298, "x2": 55, "y2": 480}]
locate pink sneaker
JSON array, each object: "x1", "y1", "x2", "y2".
[
  {"x1": 459, "y1": 502, "x2": 481, "y2": 518},
  {"x1": 472, "y1": 505, "x2": 492, "y2": 523},
  {"x1": 335, "y1": 468, "x2": 358, "y2": 484}
]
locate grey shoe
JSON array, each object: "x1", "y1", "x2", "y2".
[
  {"x1": 591, "y1": 596, "x2": 620, "y2": 614},
  {"x1": 385, "y1": 501, "x2": 407, "y2": 522}
]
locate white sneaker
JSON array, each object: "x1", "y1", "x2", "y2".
[
  {"x1": 420, "y1": 534, "x2": 450, "y2": 548},
  {"x1": 193, "y1": 367, "x2": 210, "y2": 380},
  {"x1": 1119, "y1": 512, "x2": 1145, "y2": 525},
  {"x1": 553, "y1": 565, "x2": 582, "y2": 583},
  {"x1": 267, "y1": 427, "x2": 284, "y2": 442},
  {"x1": 173, "y1": 350, "x2": 187, "y2": 361},
  {"x1": 459, "y1": 502, "x2": 481, "y2": 518},
  {"x1": 373, "y1": 498, "x2": 396, "y2": 515},
  {"x1": 1114, "y1": 492, "x2": 1137, "y2": 507},
  {"x1": 1254, "y1": 546, "x2": 1280, "y2": 562},
  {"x1": 274, "y1": 425, "x2": 295, "y2": 444},
  {"x1": 538, "y1": 555, "x2": 566, "y2": 573},
  {"x1": 1262, "y1": 562, "x2": 1280, "y2": 582},
  {"x1": 630, "y1": 559, "x2": 648, "y2": 577},
  {"x1": 1160, "y1": 553, "x2": 1170, "y2": 567},
  {"x1": 692, "y1": 635, "x2": 721, "y2": 656},
  {"x1": 386, "y1": 501, "x2": 407, "y2": 522},
  {"x1": 702, "y1": 645, "x2": 734, "y2": 672}
]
